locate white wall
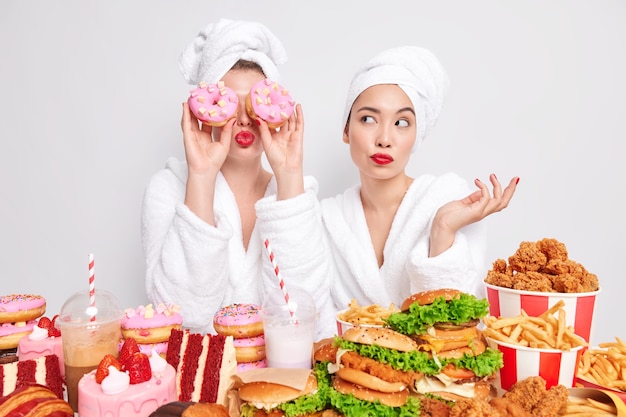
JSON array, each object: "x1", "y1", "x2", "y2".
[{"x1": 1, "y1": 1, "x2": 624, "y2": 345}]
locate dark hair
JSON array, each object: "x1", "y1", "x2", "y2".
[{"x1": 231, "y1": 59, "x2": 265, "y2": 76}]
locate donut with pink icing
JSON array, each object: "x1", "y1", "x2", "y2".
[
  {"x1": 233, "y1": 334, "x2": 265, "y2": 363},
  {"x1": 0, "y1": 294, "x2": 46, "y2": 324},
  {"x1": 0, "y1": 320, "x2": 36, "y2": 350},
  {"x1": 237, "y1": 358, "x2": 267, "y2": 373},
  {"x1": 213, "y1": 303, "x2": 264, "y2": 338},
  {"x1": 246, "y1": 79, "x2": 295, "y2": 129},
  {"x1": 121, "y1": 303, "x2": 182, "y2": 345},
  {"x1": 188, "y1": 81, "x2": 239, "y2": 127}
]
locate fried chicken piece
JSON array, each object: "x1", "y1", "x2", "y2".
[
  {"x1": 511, "y1": 272, "x2": 554, "y2": 292},
  {"x1": 536, "y1": 238, "x2": 568, "y2": 262},
  {"x1": 489, "y1": 397, "x2": 531, "y2": 417},
  {"x1": 420, "y1": 396, "x2": 452, "y2": 417},
  {"x1": 450, "y1": 398, "x2": 501, "y2": 417},
  {"x1": 533, "y1": 384, "x2": 568, "y2": 417},
  {"x1": 502, "y1": 376, "x2": 546, "y2": 413},
  {"x1": 502, "y1": 376, "x2": 568, "y2": 417},
  {"x1": 579, "y1": 272, "x2": 600, "y2": 292},
  {"x1": 340, "y1": 351, "x2": 421, "y2": 386},
  {"x1": 492, "y1": 259, "x2": 509, "y2": 274},
  {"x1": 508, "y1": 241, "x2": 547, "y2": 273},
  {"x1": 485, "y1": 270, "x2": 515, "y2": 288},
  {"x1": 552, "y1": 273, "x2": 584, "y2": 293}
]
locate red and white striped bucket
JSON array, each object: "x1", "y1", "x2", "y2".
[
  {"x1": 486, "y1": 336, "x2": 585, "y2": 391},
  {"x1": 484, "y1": 283, "x2": 600, "y2": 343}
]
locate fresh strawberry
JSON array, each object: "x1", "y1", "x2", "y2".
[
  {"x1": 49, "y1": 314, "x2": 61, "y2": 337},
  {"x1": 122, "y1": 352, "x2": 151, "y2": 384},
  {"x1": 118, "y1": 338, "x2": 140, "y2": 366},
  {"x1": 95, "y1": 354, "x2": 121, "y2": 384},
  {"x1": 48, "y1": 326, "x2": 61, "y2": 337},
  {"x1": 37, "y1": 316, "x2": 52, "y2": 329}
]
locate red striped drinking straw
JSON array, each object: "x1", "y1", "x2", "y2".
[
  {"x1": 88, "y1": 253, "x2": 96, "y2": 321},
  {"x1": 263, "y1": 238, "x2": 296, "y2": 318}
]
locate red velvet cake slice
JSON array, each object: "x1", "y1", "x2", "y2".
[
  {"x1": 0, "y1": 354, "x2": 63, "y2": 398},
  {"x1": 165, "y1": 329, "x2": 236, "y2": 407}
]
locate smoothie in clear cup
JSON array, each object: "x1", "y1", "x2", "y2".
[
  {"x1": 57, "y1": 289, "x2": 122, "y2": 412},
  {"x1": 262, "y1": 286, "x2": 316, "y2": 369}
]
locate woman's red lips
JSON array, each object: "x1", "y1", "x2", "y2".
[
  {"x1": 235, "y1": 131, "x2": 255, "y2": 147},
  {"x1": 371, "y1": 153, "x2": 394, "y2": 165}
]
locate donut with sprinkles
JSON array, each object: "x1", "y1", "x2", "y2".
[
  {"x1": 0, "y1": 294, "x2": 46, "y2": 324},
  {"x1": 213, "y1": 303, "x2": 264, "y2": 338}
]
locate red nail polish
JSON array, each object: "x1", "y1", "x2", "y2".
[
  {"x1": 256, "y1": 119, "x2": 261, "y2": 126},
  {"x1": 475, "y1": 178, "x2": 481, "y2": 183},
  {"x1": 493, "y1": 174, "x2": 498, "y2": 180},
  {"x1": 516, "y1": 177, "x2": 520, "y2": 185}
]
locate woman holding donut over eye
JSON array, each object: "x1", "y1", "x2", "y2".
[{"x1": 141, "y1": 18, "x2": 331, "y2": 339}]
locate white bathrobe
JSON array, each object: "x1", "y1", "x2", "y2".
[
  {"x1": 141, "y1": 157, "x2": 334, "y2": 339},
  {"x1": 320, "y1": 172, "x2": 487, "y2": 313}
]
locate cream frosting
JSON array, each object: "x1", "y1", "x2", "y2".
[
  {"x1": 233, "y1": 334, "x2": 265, "y2": 347},
  {"x1": 121, "y1": 303, "x2": 182, "y2": 329},
  {"x1": 0, "y1": 294, "x2": 45, "y2": 312},
  {"x1": 0, "y1": 320, "x2": 35, "y2": 336},
  {"x1": 213, "y1": 303, "x2": 262, "y2": 326},
  {"x1": 78, "y1": 362, "x2": 176, "y2": 417},
  {"x1": 247, "y1": 79, "x2": 295, "y2": 126},
  {"x1": 188, "y1": 80, "x2": 238, "y2": 124}
]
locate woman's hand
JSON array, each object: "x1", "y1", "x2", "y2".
[
  {"x1": 180, "y1": 102, "x2": 234, "y2": 177},
  {"x1": 181, "y1": 102, "x2": 235, "y2": 225},
  {"x1": 258, "y1": 103, "x2": 305, "y2": 199},
  {"x1": 429, "y1": 174, "x2": 519, "y2": 257}
]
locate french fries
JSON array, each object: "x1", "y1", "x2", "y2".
[
  {"x1": 337, "y1": 299, "x2": 399, "y2": 326},
  {"x1": 483, "y1": 300, "x2": 588, "y2": 351},
  {"x1": 560, "y1": 396, "x2": 618, "y2": 416},
  {"x1": 577, "y1": 336, "x2": 626, "y2": 392}
]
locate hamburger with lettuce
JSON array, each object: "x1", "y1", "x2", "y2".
[{"x1": 383, "y1": 288, "x2": 503, "y2": 401}]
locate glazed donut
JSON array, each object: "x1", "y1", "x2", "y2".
[
  {"x1": 188, "y1": 80, "x2": 238, "y2": 127},
  {"x1": 236, "y1": 358, "x2": 266, "y2": 373},
  {"x1": 233, "y1": 334, "x2": 266, "y2": 363},
  {"x1": 121, "y1": 303, "x2": 182, "y2": 345},
  {"x1": 246, "y1": 78, "x2": 295, "y2": 129},
  {"x1": 213, "y1": 303, "x2": 264, "y2": 338},
  {"x1": 0, "y1": 320, "x2": 36, "y2": 350},
  {"x1": 0, "y1": 294, "x2": 46, "y2": 324}
]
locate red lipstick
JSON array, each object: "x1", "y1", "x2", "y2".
[
  {"x1": 235, "y1": 131, "x2": 255, "y2": 147},
  {"x1": 370, "y1": 153, "x2": 394, "y2": 165}
]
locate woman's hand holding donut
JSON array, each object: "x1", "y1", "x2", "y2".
[
  {"x1": 181, "y1": 102, "x2": 234, "y2": 176},
  {"x1": 429, "y1": 174, "x2": 519, "y2": 257},
  {"x1": 258, "y1": 103, "x2": 305, "y2": 200},
  {"x1": 181, "y1": 102, "x2": 235, "y2": 225}
]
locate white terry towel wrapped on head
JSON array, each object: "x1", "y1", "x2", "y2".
[
  {"x1": 342, "y1": 45, "x2": 450, "y2": 152},
  {"x1": 179, "y1": 18, "x2": 288, "y2": 85}
]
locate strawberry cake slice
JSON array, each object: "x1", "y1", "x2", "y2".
[{"x1": 78, "y1": 337, "x2": 176, "y2": 417}]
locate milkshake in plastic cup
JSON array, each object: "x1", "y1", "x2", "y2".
[
  {"x1": 57, "y1": 289, "x2": 122, "y2": 412},
  {"x1": 262, "y1": 286, "x2": 316, "y2": 369}
]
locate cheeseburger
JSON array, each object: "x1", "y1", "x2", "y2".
[
  {"x1": 329, "y1": 327, "x2": 422, "y2": 415},
  {"x1": 238, "y1": 371, "x2": 332, "y2": 417},
  {"x1": 384, "y1": 288, "x2": 503, "y2": 401}
]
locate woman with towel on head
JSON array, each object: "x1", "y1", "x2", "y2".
[
  {"x1": 141, "y1": 19, "x2": 331, "y2": 338},
  {"x1": 321, "y1": 46, "x2": 519, "y2": 314}
]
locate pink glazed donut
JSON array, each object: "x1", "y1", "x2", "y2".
[
  {"x1": 246, "y1": 79, "x2": 295, "y2": 129},
  {"x1": 0, "y1": 294, "x2": 46, "y2": 324},
  {"x1": 188, "y1": 81, "x2": 239, "y2": 127},
  {"x1": 233, "y1": 334, "x2": 265, "y2": 363},
  {"x1": 213, "y1": 303, "x2": 264, "y2": 338}
]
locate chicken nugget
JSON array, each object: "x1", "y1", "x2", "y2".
[{"x1": 512, "y1": 272, "x2": 554, "y2": 292}]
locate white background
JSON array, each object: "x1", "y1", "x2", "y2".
[{"x1": 1, "y1": 1, "x2": 624, "y2": 345}]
